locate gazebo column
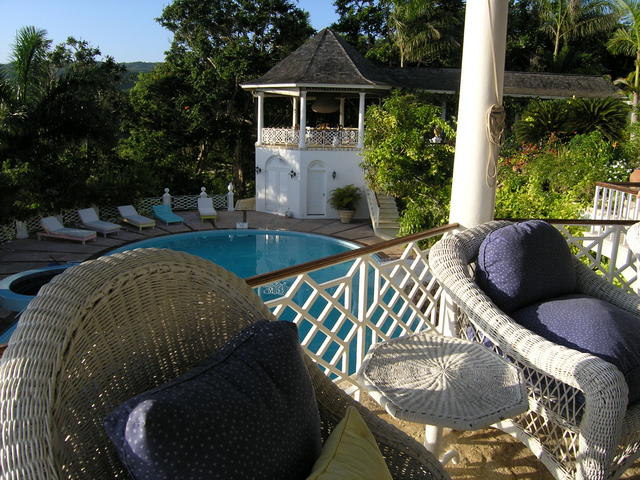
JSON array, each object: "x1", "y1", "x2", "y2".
[
  {"x1": 339, "y1": 97, "x2": 345, "y2": 127},
  {"x1": 256, "y1": 92, "x2": 264, "y2": 146},
  {"x1": 298, "y1": 91, "x2": 307, "y2": 149},
  {"x1": 292, "y1": 97, "x2": 299, "y2": 128},
  {"x1": 449, "y1": 0, "x2": 508, "y2": 228},
  {"x1": 357, "y1": 92, "x2": 365, "y2": 149}
]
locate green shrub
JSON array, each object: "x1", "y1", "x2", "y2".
[
  {"x1": 362, "y1": 92, "x2": 455, "y2": 234},
  {"x1": 515, "y1": 97, "x2": 629, "y2": 145},
  {"x1": 496, "y1": 131, "x2": 631, "y2": 219}
]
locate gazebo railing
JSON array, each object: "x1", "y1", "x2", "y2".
[{"x1": 261, "y1": 127, "x2": 359, "y2": 149}]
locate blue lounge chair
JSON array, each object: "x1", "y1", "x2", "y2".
[{"x1": 152, "y1": 204, "x2": 184, "y2": 225}]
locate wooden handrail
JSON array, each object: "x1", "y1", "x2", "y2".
[
  {"x1": 245, "y1": 223, "x2": 460, "y2": 287},
  {"x1": 595, "y1": 182, "x2": 640, "y2": 195}
]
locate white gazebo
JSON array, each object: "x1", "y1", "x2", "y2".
[{"x1": 241, "y1": 29, "x2": 392, "y2": 219}]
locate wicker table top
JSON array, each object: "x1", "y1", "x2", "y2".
[{"x1": 357, "y1": 332, "x2": 528, "y2": 430}]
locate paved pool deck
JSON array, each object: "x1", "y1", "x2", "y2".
[{"x1": 0, "y1": 210, "x2": 380, "y2": 281}]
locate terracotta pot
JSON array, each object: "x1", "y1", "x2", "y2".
[
  {"x1": 630, "y1": 169, "x2": 640, "y2": 183},
  {"x1": 338, "y1": 210, "x2": 354, "y2": 224}
]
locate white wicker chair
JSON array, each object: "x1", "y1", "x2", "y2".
[
  {"x1": 0, "y1": 248, "x2": 449, "y2": 480},
  {"x1": 428, "y1": 221, "x2": 640, "y2": 480}
]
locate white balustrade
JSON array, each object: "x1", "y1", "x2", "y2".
[
  {"x1": 261, "y1": 127, "x2": 359, "y2": 149},
  {"x1": 592, "y1": 183, "x2": 640, "y2": 224}
]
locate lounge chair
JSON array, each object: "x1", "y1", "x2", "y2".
[
  {"x1": 117, "y1": 205, "x2": 155, "y2": 231},
  {"x1": 152, "y1": 204, "x2": 184, "y2": 225},
  {"x1": 78, "y1": 208, "x2": 121, "y2": 237},
  {"x1": 37, "y1": 216, "x2": 97, "y2": 244},
  {"x1": 197, "y1": 197, "x2": 217, "y2": 223},
  {"x1": 0, "y1": 249, "x2": 449, "y2": 480}
]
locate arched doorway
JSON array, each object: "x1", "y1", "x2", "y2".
[
  {"x1": 264, "y1": 156, "x2": 289, "y2": 214},
  {"x1": 306, "y1": 160, "x2": 326, "y2": 216}
]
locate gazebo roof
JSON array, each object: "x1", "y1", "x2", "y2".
[
  {"x1": 241, "y1": 29, "x2": 393, "y2": 90},
  {"x1": 242, "y1": 29, "x2": 619, "y2": 99}
]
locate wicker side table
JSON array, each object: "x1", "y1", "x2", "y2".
[{"x1": 357, "y1": 332, "x2": 527, "y2": 463}]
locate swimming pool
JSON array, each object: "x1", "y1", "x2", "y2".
[
  {"x1": 109, "y1": 230, "x2": 358, "y2": 278},
  {"x1": 0, "y1": 230, "x2": 359, "y2": 343}
]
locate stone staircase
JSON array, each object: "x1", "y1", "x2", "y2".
[{"x1": 365, "y1": 188, "x2": 400, "y2": 240}]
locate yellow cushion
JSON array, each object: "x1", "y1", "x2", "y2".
[{"x1": 307, "y1": 406, "x2": 393, "y2": 480}]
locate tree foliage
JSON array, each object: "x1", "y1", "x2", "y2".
[
  {"x1": 362, "y1": 92, "x2": 455, "y2": 233},
  {"x1": 496, "y1": 132, "x2": 631, "y2": 219},
  {"x1": 125, "y1": 0, "x2": 314, "y2": 196},
  {"x1": 389, "y1": 0, "x2": 463, "y2": 67},
  {"x1": 515, "y1": 96, "x2": 629, "y2": 144},
  {"x1": 0, "y1": 30, "x2": 128, "y2": 221}
]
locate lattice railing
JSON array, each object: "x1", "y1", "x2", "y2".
[
  {"x1": 245, "y1": 220, "x2": 639, "y2": 394},
  {"x1": 247, "y1": 225, "x2": 455, "y2": 390},
  {"x1": 261, "y1": 127, "x2": 359, "y2": 149},
  {"x1": 262, "y1": 127, "x2": 299, "y2": 146}
]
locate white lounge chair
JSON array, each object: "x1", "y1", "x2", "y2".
[
  {"x1": 37, "y1": 217, "x2": 97, "y2": 245},
  {"x1": 117, "y1": 205, "x2": 155, "y2": 231},
  {"x1": 197, "y1": 197, "x2": 217, "y2": 223},
  {"x1": 78, "y1": 208, "x2": 121, "y2": 237}
]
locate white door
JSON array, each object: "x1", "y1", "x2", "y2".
[
  {"x1": 307, "y1": 167, "x2": 326, "y2": 215},
  {"x1": 265, "y1": 162, "x2": 289, "y2": 213}
]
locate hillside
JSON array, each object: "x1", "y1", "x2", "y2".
[{"x1": 0, "y1": 61, "x2": 159, "y2": 91}]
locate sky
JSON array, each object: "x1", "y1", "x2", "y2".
[{"x1": 0, "y1": 0, "x2": 339, "y2": 64}]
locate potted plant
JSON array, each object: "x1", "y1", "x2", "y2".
[{"x1": 329, "y1": 184, "x2": 361, "y2": 224}]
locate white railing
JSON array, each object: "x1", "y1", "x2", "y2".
[
  {"x1": 261, "y1": 127, "x2": 359, "y2": 149},
  {"x1": 247, "y1": 220, "x2": 638, "y2": 392},
  {"x1": 365, "y1": 187, "x2": 380, "y2": 229},
  {"x1": 592, "y1": 182, "x2": 640, "y2": 223}
]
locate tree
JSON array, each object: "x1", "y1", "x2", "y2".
[
  {"x1": 331, "y1": 0, "x2": 393, "y2": 63},
  {"x1": 539, "y1": 0, "x2": 618, "y2": 64},
  {"x1": 362, "y1": 92, "x2": 455, "y2": 233},
  {"x1": 0, "y1": 29, "x2": 129, "y2": 221},
  {"x1": 149, "y1": 0, "x2": 314, "y2": 194},
  {"x1": 388, "y1": 0, "x2": 463, "y2": 68},
  {"x1": 608, "y1": 0, "x2": 640, "y2": 123}
]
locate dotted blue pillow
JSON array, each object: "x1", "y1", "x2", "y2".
[
  {"x1": 104, "y1": 321, "x2": 322, "y2": 480},
  {"x1": 512, "y1": 294, "x2": 640, "y2": 403},
  {"x1": 476, "y1": 220, "x2": 577, "y2": 313}
]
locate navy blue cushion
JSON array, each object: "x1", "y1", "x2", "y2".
[
  {"x1": 476, "y1": 220, "x2": 577, "y2": 313},
  {"x1": 104, "y1": 320, "x2": 322, "y2": 480},
  {"x1": 512, "y1": 294, "x2": 640, "y2": 403}
]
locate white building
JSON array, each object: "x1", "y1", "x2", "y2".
[
  {"x1": 241, "y1": 29, "x2": 391, "y2": 220},
  {"x1": 241, "y1": 28, "x2": 618, "y2": 222}
]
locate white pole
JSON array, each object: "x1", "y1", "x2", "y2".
[
  {"x1": 449, "y1": 0, "x2": 508, "y2": 228},
  {"x1": 357, "y1": 92, "x2": 365, "y2": 149},
  {"x1": 298, "y1": 91, "x2": 307, "y2": 149},
  {"x1": 339, "y1": 97, "x2": 345, "y2": 127},
  {"x1": 256, "y1": 92, "x2": 264, "y2": 146},
  {"x1": 292, "y1": 97, "x2": 299, "y2": 128}
]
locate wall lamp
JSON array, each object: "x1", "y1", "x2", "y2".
[
  {"x1": 289, "y1": 169, "x2": 297, "y2": 178},
  {"x1": 255, "y1": 166, "x2": 262, "y2": 174},
  {"x1": 332, "y1": 170, "x2": 337, "y2": 180}
]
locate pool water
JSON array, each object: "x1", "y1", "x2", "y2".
[{"x1": 109, "y1": 230, "x2": 358, "y2": 279}]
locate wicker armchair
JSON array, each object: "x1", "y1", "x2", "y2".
[
  {"x1": 428, "y1": 221, "x2": 640, "y2": 480},
  {"x1": 0, "y1": 248, "x2": 449, "y2": 480}
]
